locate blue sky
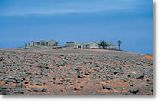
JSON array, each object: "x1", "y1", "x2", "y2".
[{"x1": 0, "y1": 0, "x2": 153, "y2": 54}]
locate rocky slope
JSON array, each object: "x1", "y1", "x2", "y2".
[{"x1": 0, "y1": 48, "x2": 153, "y2": 95}]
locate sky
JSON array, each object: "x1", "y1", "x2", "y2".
[{"x1": 0, "y1": 0, "x2": 153, "y2": 54}]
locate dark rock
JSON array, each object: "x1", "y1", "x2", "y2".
[
  {"x1": 0, "y1": 57, "x2": 4, "y2": 61},
  {"x1": 129, "y1": 87, "x2": 139, "y2": 94},
  {"x1": 42, "y1": 88, "x2": 47, "y2": 92},
  {"x1": 74, "y1": 88, "x2": 79, "y2": 90},
  {"x1": 114, "y1": 72, "x2": 118, "y2": 75},
  {"x1": 136, "y1": 73, "x2": 144, "y2": 79},
  {"x1": 14, "y1": 91, "x2": 24, "y2": 94},
  {"x1": 128, "y1": 72, "x2": 144, "y2": 79},
  {"x1": 32, "y1": 88, "x2": 46, "y2": 92},
  {"x1": 102, "y1": 85, "x2": 112, "y2": 90},
  {"x1": 0, "y1": 88, "x2": 11, "y2": 95},
  {"x1": 127, "y1": 75, "x2": 131, "y2": 78}
]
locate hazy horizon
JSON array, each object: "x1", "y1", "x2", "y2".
[{"x1": 0, "y1": 0, "x2": 153, "y2": 54}]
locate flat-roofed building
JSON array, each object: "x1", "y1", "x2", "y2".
[
  {"x1": 25, "y1": 40, "x2": 58, "y2": 48},
  {"x1": 65, "y1": 42, "x2": 100, "y2": 49},
  {"x1": 65, "y1": 42, "x2": 76, "y2": 48}
]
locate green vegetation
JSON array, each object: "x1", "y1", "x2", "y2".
[{"x1": 98, "y1": 40, "x2": 116, "y2": 50}]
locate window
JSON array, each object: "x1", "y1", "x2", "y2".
[{"x1": 78, "y1": 45, "x2": 81, "y2": 48}]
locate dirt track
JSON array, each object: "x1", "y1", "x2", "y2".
[{"x1": 0, "y1": 48, "x2": 153, "y2": 95}]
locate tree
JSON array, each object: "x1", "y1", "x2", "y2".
[
  {"x1": 99, "y1": 40, "x2": 111, "y2": 49},
  {"x1": 117, "y1": 40, "x2": 122, "y2": 50},
  {"x1": 105, "y1": 42, "x2": 112, "y2": 49},
  {"x1": 99, "y1": 40, "x2": 106, "y2": 49},
  {"x1": 106, "y1": 42, "x2": 116, "y2": 50}
]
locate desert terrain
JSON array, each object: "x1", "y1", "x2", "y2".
[{"x1": 0, "y1": 48, "x2": 153, "y2": 95}]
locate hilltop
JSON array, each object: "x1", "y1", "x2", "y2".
[{"x1": 0, "y1": 48, "x2": 153, "y2": 95}]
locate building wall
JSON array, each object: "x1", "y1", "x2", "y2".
[
  {"x1": 48, "y1": 40, "x2": 57, "y2": 46},
  {"x1": 65, "y1": 42, "x2": 75, "y2": 47},
  {"x1": 88, "y1": 43, "x2": 99, "y2": 49},
  {"x1": 73, "y1": 42, "x2": 99, "y2": 49},
  {"x1": 26, "y1": 40, "x2": 58, "y2": 48}
]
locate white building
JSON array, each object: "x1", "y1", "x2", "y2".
[
  {"x1": 65, "y1": 42, "x2": 100, "y2": 49},
  {"x1": 26, "y1": 40, "x2": 58, "y2": 48}
]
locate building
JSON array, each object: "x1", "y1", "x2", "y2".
[
  {"x1": 65, "y1": 42, "x2": 76, "y2": 48},
  {"x1": 26, "y1": 40, "x2": 117, "y2": 50},
  {"x1": 65, "y1": 42, "x2": 100, "y2": 49},
  {"x1": 74, "y1": 42, "x2": 99, "y2": 49},
  {"x1": 75, "y1": 43, "x2": 84, "y2": 49},
  {"x1": 26, "y1": 40, "x2": 58, "y2": 48},
  {"x1": 85, "y1": 42, "x2": 99, "y2": 49}
]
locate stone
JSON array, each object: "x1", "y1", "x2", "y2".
[
  {"x1": 129, "y1": 87, "x2": 139, "y2": 94},
  {"x1": 102, "y1": 85, "x2": 112, "y2": 90}
]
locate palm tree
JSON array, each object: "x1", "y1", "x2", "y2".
[{"x1": 117, "y1": 40, "x2": 122, "y2": 50}]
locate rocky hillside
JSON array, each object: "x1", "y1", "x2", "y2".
[{"x1": 0, "y1": 48, "x2": 153, "y2": 95}]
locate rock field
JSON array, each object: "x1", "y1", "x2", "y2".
[{"x1": 0, "y1": 48, "x2": 153, "y2": 95}]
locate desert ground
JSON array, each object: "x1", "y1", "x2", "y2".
[{"x1": 0, "y1": 48, "x2": 153, "y2": 95}]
